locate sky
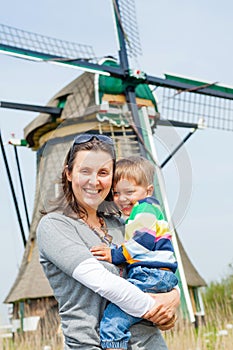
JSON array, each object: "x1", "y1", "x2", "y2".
[{"x1": 0, "y1": 0, "x2": 233, "y2": 325}]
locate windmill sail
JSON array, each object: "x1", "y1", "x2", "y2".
[
  {"x1": 1, "y1": 21, "x2": 233, "y2": 131},
  {"x1": 156, "y1": 74, "x2": 233, "y2": 132},
  {"x1": 0, "y1": 23, "x2": 95, "y2": 61},
  {"x1": 0, "y1": 23, "x2": 114, "y2": 76},
  {"x1": 112, "y1": 0, "x2": 142, "y2": 70}
]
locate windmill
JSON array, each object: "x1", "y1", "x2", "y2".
[{"x1": 0, "y1": 0, "x2": 232, "y2": 333}]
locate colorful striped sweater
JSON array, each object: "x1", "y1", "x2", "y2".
[{"x1": 111, "y1": 197, "x2": 177, "y2": 273}]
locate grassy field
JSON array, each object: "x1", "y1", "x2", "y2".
[
  {"x1": 1, "y1": 318, "x2": 233, "y2": 350},
  {"x1": 1, "y1": 314, "x2": 233, "y2": 350},
  {"x1": 1, "y1": 278, "x2": 233, "y2": 349},
  {"x1": 165, "y1": 277, "x2": 233, "y2": 350},
  {"x1": 165, "y1": 314, "x2": 233, "y2": 350}
]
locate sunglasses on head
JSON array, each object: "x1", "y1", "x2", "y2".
[{"x1": 73, "y1": 133, "x2": 114, "y2": 146}]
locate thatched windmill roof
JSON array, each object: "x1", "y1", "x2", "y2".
[
  {"x1": 24, "y1": 71, "x2": 97, "y2": 149},
  {"x1": 5, "y1": 69, "x2": 206, "y2": 304},
  {"x1": 176, "y1": 234, "x2": 206, "y2": 287}
]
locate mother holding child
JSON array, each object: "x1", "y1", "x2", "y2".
[{"x1": 37, "y1": 133, "x2": 180, "y2": 350}]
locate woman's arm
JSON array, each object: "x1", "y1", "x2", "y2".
[
  {"x1": 38, "y1": 214, "x2": 179, "y2": 321},
  {"x1": 37, "y1": 214, "x2": 155, "y2": 318},
  {"x1": 72, "y1": 257, "x2": 156, "y2": 317}
]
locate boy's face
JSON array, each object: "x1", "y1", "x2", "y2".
[{"x1": 113, "y1": 178, "x2": 153, "y2": 217}]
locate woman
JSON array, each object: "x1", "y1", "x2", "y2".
[{"x1": 37, "y1": 133, "x2": 179, "y2": 349}]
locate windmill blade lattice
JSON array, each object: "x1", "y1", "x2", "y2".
[
  {"x1": 155, "y1": 76, "x2": 233, "y2": 132},
  {"x1": 115, "y1": 0, "x2": 142, "y2": 64},
  {"x1": 0, "y1": 23, "x2": 96, "y2": 61}
]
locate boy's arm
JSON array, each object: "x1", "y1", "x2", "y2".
[
  {"x1": 91, "y1": 200, "x2": 175, "y2": 266},
  {"x1": 90, "y1": 245, "x2": 112, "y2": 262},
  {"x1": 90, "y1": 244, "x2": 127, "y2": 265}
]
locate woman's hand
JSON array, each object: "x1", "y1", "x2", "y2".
[{"x1": 142, "y1": 288, "x2": 180, "y2": 329}]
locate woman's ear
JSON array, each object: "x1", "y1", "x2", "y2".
[
  {"x1": 147, "y1": 184, "x2": 154, "y2": 196},
  {"x1": 65, "y1": 165, "x2": 72, "y2": 182}
]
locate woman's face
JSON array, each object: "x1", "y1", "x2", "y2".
[{"x1": 66, "y1": 150, "x2": 113, "y2": 212}]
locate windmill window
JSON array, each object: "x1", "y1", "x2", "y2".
[{"x1": 57, "y1": 95, "x2": 69, "y2": 108}]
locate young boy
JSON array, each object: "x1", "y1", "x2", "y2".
[{"x1": 91, "y1": 156, "x2": 178, "y2": 350}]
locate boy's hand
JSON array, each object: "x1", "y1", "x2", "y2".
[{"x1": 90, "y1": 244, "x2": 112, "y2": 263}]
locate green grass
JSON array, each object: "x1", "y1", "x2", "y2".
[{"x1": 165, "y1": 273, "x2": 233, "y2": 350}]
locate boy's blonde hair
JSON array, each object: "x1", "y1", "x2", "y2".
[{"x1": 114, "y1": 156, "x2": 155, "y2": 187}]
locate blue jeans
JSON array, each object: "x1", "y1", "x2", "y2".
[{"x1": 100, "y1": 266, "x2": 178, "y2": 349}]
